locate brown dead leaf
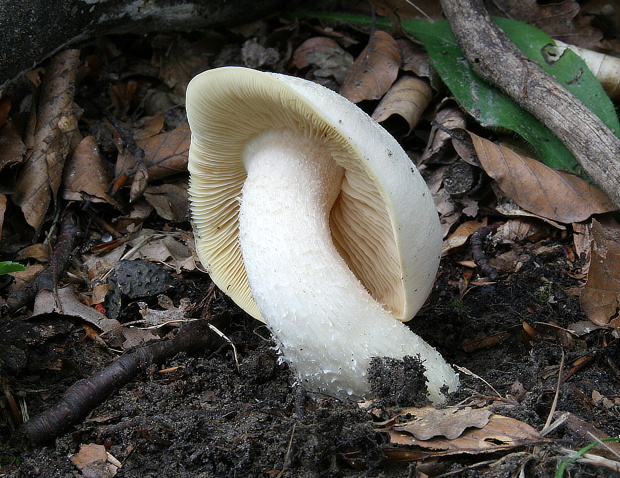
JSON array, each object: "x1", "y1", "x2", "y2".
[
  {"x1": 143, "y1": 181, "x2": 189, "y2": 222},
  {"x1": 393, "y1": 406, "x2": 492, "y2": 440},
  {"x1": 12, "y1": 50, "x2": 81, "y2": 232},
  {"x1": 340, "y1": 31, "x2": 400, "y2": 103},
  {"x1": 0, "y1": 97, "x2": 10, "y2": 127},
  {"x1": 372, "y1": 75, "x2": 433, "y2": 132},
  {"x1": 495, "y1": 218, "x2": 550, "y2": 243},
  {"x1": 152, "y1": 34, "x2": 211, "y2": 97},
  {"x1": 442, "y1": 219, "x2": 486, "y2": 256},
  {"x1": 581, "y1": 218, "x2": 620, "y2": 331},
  {"x1": 0, "y1": 120, "x2": 26, "y2": 172},
  {"x1": 369, "y1": 0, "x2": 443, "y2": 21},
  {"x1": 396, "y1": 38, "x2": 431, "y2": 77},
  {"x1": 493, "y1": 0, "x2": 603, "y2": 49},
  {"x1": 0, "y1": 194, "x2": 6, "y2": 241},
  {"x1": 63, "y1": 136, "x2": 121, "y2": 209},
  {"x1": 139, "y1": 124, "x2": 190, "y2": 180},
  {"x1": 134, "y1": 113, "x2": 165, "y2": 141},
  {"x1": 468, "y1": 132, "x2": 616, "y2": 223},
  {"x1": 292, "y1": 37, "x2": 354, "y2": 84},
  {"x1": 386, "y1": 413, "x2": 543, "y2": 456},
  {"x1": 70, "y1": 443, "x2": 121, "y2": 478},
  {"x1": 33, "y1": 286, "x2": 121, "y2": 334},
  {"x1": 420, "y1": 102, "x2": 466, "y2": 165}
]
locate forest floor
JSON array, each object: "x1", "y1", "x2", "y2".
[{"x1": 1, "y1": 1, "x2": 619, "y2": 477}]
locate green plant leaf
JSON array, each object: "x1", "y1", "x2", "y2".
[
  {"x1": 401, "y1": 18, "x2": 582, "y2": 172},
  {"x1": 300, "y1": 12, "x2": 620, "y2": 177},
  {"x1": 0, "y1": 261, "x2": 26, "y2": 275}
]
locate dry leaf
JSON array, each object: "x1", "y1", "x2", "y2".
[
  {"x1": 139, "y1": 124, "x2": 190, "y2": 180},
  {"x1": 33, "y1": 286, "x2": 121, "y2": 333},
  {"x1": 0, "y1": 194, "x2": 6, "y2": 241},
  {"x1": 63, "y1": 136, "x2": 121, "y2": 208},
  {"x1": 468, "y1": 132, "x2": 616, "y2": 223},
  {"x1": 70, "y1": 443, "x2": 122, "y2": 478},
  {"x1": 386, "y1": 413, "x2": 544, "y2": 456},
  {"x1": 442, "y1": 219, "x2": 486, "y2": 256},
  {"x1": 495, "y1": 218, "x2": 549, "y2": 243},
  {"x1": 340, "y1": 31, "x2": 400, "y2": 103},
  {"x1": 372, "y1": 75, "x2": 433, "y2": 132},
  {"x1": 292, "y1": 37, "x2": 354, "y2": 84},
  {"x1": 152, "y1": 34, "x2": 211, "y2": 96},
  {"x1": 421, "y1": 103, "x2": 467, "y2": 165},
  {"x1": 492, "y1": 0, "x2": 603, "y2": 49},
  {"x1": 134, "y1": 113, "x2": 165, "y2": 141},
  {"x1": 12, "y1": 50, "x2": 81, "y2": 232},
  {"x1": 397, "y1": 38, "x2": 431, "y2": 77},
  {"x1": 143, "y1": 181, "x2": 189, "y2": 222},
  {"x1": 369, "y1": 0, "x2": 443, "y2": 20},
  {"x1": 581, "y1": 218, "x2": 620, "y2": 331},
  {"x1": 0, "y1": 120, "x2": 26, "y2": 172},
  {"x1": 393, "y1": 406, "x2": 492, "y2": 440}
]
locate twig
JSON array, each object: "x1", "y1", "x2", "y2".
[
  {"x1": 21, "y1": 319, "x2": 222, "y2": 443},
  {"x1": 439, "y1": 0, "x2": 620, "y2": 209},
  {"x1": 470, "y1": 224, "x2": 499, "y2": 281},
  {"x1": 6, "y1": 207, "x2": 80, "y2": 312}
]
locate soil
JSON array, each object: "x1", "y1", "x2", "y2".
[
  {"x1": 1, "y1": 6, "x2": 620, "y2": 478},
  {"x1": 2, "y1": 235, "x2": 619, "y2": 477}
]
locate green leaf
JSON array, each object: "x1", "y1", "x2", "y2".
[
  {"x1": 300, "y1": 12, "x2": 620, "y2": 177},
  {"x1": 493, "y1": 17, "x2": 620, "y2": 139},
  {"x1": 401, "y1": 18, "x2": 582, "y2": 173},
  {"x1": 0, "y1": 261, "x2": 26, "y2": 275}
]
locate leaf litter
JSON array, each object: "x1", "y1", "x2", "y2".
[{"x1": 0, "y1": 1, "x2": 619, "y2": 477}]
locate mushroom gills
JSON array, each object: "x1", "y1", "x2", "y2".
[{"x1": 238, "y1": 128, "x2": 458, "y2": 403}]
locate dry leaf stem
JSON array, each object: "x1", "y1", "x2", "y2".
[{"x1": 439, "y1": 0, "x2": 620, "y2": 209}]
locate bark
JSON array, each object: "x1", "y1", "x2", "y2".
[
  {"x1": 439, "y1": 0, "x2": 620, "y2": 210},
  {"x1": 0, "y1": 0, "x2": 289, "y2": 90}
]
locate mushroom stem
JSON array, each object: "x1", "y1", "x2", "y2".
[{"x1": 238, "y1": 129, "x2": 458, "y2": 403}]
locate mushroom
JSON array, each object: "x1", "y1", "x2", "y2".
[{"x1": 186, "y1": 67, "x2": 459, "y2": 403}]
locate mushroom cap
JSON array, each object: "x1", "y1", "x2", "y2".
[{"x1": 187, "y1": 67, "x2": 441, "y2": 322}]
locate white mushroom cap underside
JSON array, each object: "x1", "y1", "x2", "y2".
[{"x1": 186, "y1": 67, "x2": 442, "y2": 322}]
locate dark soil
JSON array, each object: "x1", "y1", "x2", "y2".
[{"x1": 3, "y1": 236, "x2": 620, "y2": 477}]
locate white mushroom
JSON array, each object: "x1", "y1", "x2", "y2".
[{"x1": 186, "y1": 67, "x2": 459, "y2": 403}]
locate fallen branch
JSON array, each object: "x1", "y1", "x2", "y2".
[
  {"x1": 439, "y1": 0, "x2": 620, "y2": 209},
  {"x1": 22, "y1": 319, "x2": 221, "y2": 443}
]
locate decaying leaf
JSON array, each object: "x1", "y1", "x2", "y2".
[
  {"x1": 63, "y1": 136, "x2": 121, "y2": 209},
  {"x1": 12, "y1": 50, "x2": 81, "y2": 232},
  {"x1": 384, "y1": 409, "x2": 544, "y2": 457},
  {"x1": 0, "y1": 120, "x2": 26, "y2": 172},
  {"x1": 340, "y1": 30, "x2": 400, "y2": 103},
  {"x1": 0, "y1": 194, "x2": 6, "y2": 241},
  {"x1": 143, "y1": 181, "x2": 189, "y2": 222},
  {"x1": 468, "y1": 132, "x2": 616, "y2": 223},
  {"x1": 138, "y1": 124, "x2": 190, "y2": 180},
  {"x1": 442, "y1": 219, "x2": 486, "y2": 256},
  {"x1": 492, "y1": 0, "x2": 603, "y2": 49},
  {"x1": 372, "y1": 75, "x2": 433, "y2": 132},
  {"x1": 70, "y1": 443, "x2": 122, "y2": 478},
  {"x1": 581, "y1": 219, "x2": 620, "y2": 331},
  {"x1": 292, "y1": 37, "x2": 354, "y2": 84},
  {"x1": 393, "y1": 406, "x2": 492, "y2": 440},
  {"x1": 33, "y1": 286, "x2": 121, "y2": 334},
  {"x1": 396, "y1": 38, "x2": 431, "y2": 77}
]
